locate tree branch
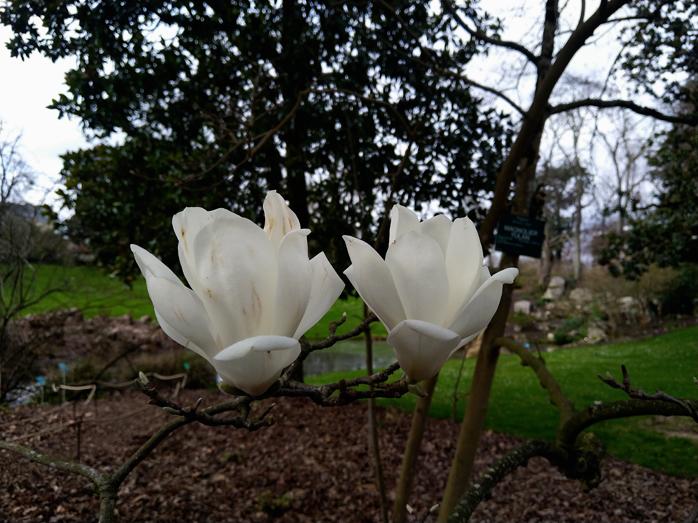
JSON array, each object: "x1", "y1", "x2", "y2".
[
  {"x1": 372, "y1": 0, "x2": 526, "y2": 115},
  {"x1": 107, "y1": 417, "x2": 189, "y2": 488},
  {"x1": 446, "y1": 440, "x2": 558, "y2": 523},
  {"x1": 551, "y1": 98, "x2": 698, "y2": 125},
  {"x1": 0, "y1": 439, "x2": 104, "y2": 486},
  {"x1": 306, "y1": 312, "x2": 377, "y2": 352},
  {"x1": 495, "y1": 337, "x2": 575, "y2": 422},
  {"x1": 137, "y1": 374, "x2": 272, "y2": 428},
  {"x1": 448, "y1": 365, "x2": 698, "y2": 522},
  {"x1": 276, "y1": 362, "x2": 407, "y2": 406},
  {"x1": 442, "y1": 1, "x2": 539, "y2": 65}
]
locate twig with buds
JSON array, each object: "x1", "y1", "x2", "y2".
[
  {"x1": 599, "y1": 364, "x2": 698, "y2": 422},
  {"x1": 137, "y1": 372, "x2": 271, "y2": 429},
  {"x1": 278, "y1": 362, "x2": 407, "y2": 406}
]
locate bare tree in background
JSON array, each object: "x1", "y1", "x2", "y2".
[
  {"x1": 551, "y1": 108, "x2": 595, "y2": 281},
  {"x1": 0, "y1": 123, "x2": 33, "y2": 214},
  {"x1": 0, "y1": 123, "x2": 61, "y2": 401},
  {"x1": 597, "y1": 111, "x2": 655, "y2": 234}
]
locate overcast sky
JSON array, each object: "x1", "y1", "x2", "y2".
[
  {"x1": 0, "y1": 1, "x2": 667, "y2": 213},
  {"x1": 0, "y1": 26, "x2": 88, "y2": 207}
]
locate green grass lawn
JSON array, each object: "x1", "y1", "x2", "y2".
[
  {"x1": 309, "y1": 326, "x2": 698, "y2": 477},
  {"x1": 21, "y1": 264, "x2": 386, "y2": 339}
]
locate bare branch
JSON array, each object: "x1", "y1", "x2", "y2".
[
  {"x1": 447, "y1": 440, "x2": 558, "y2": 523},
  {"x1": 0, "y1": 439, "x2": 104, "y2": 486},
  {"x1": 448, "y1": 365, "x2": 698, "y2": 522},
  {"x1": 276, "y1": 362, "x2": 407, "y2": 406},
  {"x1": 306, "y1": 312, "x2": 377, "y2": 352},
  {"x1": 137, "y1": 374, "x2": 271, "y2": 428},
  {"x1": 442, "y1": 1, "x2": 539, "y2": 65},
  {"x1": 551, "y1": 98, "x2": 698, "y2": 125},
  {"x1": 372, "y1": 0, "x2": 526, "y2": 115},
  {"x1": 108, "y1": 417, "x2": 189, "y2": 487},
  {"x1": 496, "y1": 337, "x2": 575, "y2": 422},
  {"x1": 599, "y1": 365, "x2": 698, "y2": 422}
]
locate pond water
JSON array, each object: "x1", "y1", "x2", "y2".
[
  {"x1": 304, "y1": 340, "x2": 395, "y2": 376},
  {"x1": 7, "y1": 383, "x2": 43, "y2": 407},
  {"x1": 8, "y1": 340, "x2": 395, "y2": 407}
]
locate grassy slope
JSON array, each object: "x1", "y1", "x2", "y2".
[
  {"x1": 22, "y1": 264, "x2": 387, "y2": 339},
  {"x1": 309, "y1": 326, "x2": 698, "y2": 477}
]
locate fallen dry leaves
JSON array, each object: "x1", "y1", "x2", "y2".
[{"x1": 0, "y1": 390, "x2": 695, "y2": 522}]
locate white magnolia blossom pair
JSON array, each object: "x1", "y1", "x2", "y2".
[
  {"x1": 343, "y1": 206, "x2": 518, "y2": 382},
  {"x1": 131, "y1": 191, "x2": 344, "y2": 395},
  {"x1": 134, "y1": 192, "x2": 518, "y2": 395}
]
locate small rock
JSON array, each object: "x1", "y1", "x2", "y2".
[
  {"x1": 543, "y1": 276, "x2": 566, "y2": 300},
  {"x1": 618, "y1": 296, "x2": 641, "y2": 313},
  {"x1": 513, "y1": 300, "x2": 532, "y2": 315},
  {"x1": 585, "y1": 326, "x2": 607, "y2": 344},
  {"x1": 569, "y1": 287, "x2": 593, "y2": 305}
]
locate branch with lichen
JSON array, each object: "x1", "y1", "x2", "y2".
[
  {"x1": 448, "y1": 362, "x2": 698, "y2": 523},
  {"x1": 495, "y1": 337, "x2": 575, "y2": 424}
]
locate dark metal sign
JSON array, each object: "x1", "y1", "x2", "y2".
[{"x1": 494, "y1": 214, "x2": 545, "y2": 258}]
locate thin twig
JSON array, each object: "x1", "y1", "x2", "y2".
[{"x1": 598, "y1": 365, "x2": 698, "y2": 422}]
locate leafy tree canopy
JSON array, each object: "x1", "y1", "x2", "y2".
[{"x1": 2, "y1": 0, "x2": 512, "y2": 277}]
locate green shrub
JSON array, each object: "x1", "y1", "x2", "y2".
[
  {"x1": 553, "y1": 316, "x2": 587, "y2": 345},
  {"x1": 657, "y1": 264, "x2": 698, "y2": 316},
  {"x1": 510, "y1": 311, "x2": 536, "y2": 330}
]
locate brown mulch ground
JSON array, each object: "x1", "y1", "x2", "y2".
[{"x1": 1, "y1": 390, "x2": 695, "y2": 523}]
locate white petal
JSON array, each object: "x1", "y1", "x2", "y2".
[
  {"x1": 274, "y1": 229, "x2": 312, "y2": 337},
  {"x1": 387, "y1": 319, "x2": 461, "y2": 382},
  {"x1": 145, "y1": 276, "x2": 218, "y2": 358},
  {"x1": 131, "y1": 244, "x2": 178, "y2": 282},
  {"x1": 389, "y1": 205, "x2": 420, "y2": 244},
  {"x1": 177, "y1": 242, "x2": 199, "y2": 292},
  {"x1": 172, "y1": 207, "x2": 211, "y2": 256},
  {"x1": 448, "y1": 267, "x2": 519, "y2": 338},
  {"x1": 263, "y1": 190, "x2": 301, "y2": 247},
  {"x1": 420, "y1": 214, "x2": 452, "y2": 255},
  {"x1": 385, "y1": 231, "x2": 449, "y2": 325},
  {"x1": 192, "y1": 214, "x2": 277, "y2": 346},
  {"x1": 444, "y1": 217, "x2": 483, "y2": 322},
  {"x1": 343, "y1": 235, "x2": 405, "y2": 330},
  {"x1": 173, "y1": 208, "x2": 241, "y2": 289},
  {"x1": 214, "y1": 335, "x2": 301, "y2": 396},
  {"x1": 293, "y1": 252, "x2": 345, "y2": 338},
  {"x1": 153, "y1": 310, "x2": 208, "y2": 359}
]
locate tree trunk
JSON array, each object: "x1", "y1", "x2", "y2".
[
  {"x1": 436, "y1": 256, "x2": 517, "y2": 522},
  {"x1": 573, "y1": 176, "x2": 583, "y2": 281},
  {"x1": 281, "y1": 0, "x2": 312, "y2": 382},
  {"x1": 391, "y1": 374, "x2": 439, "y2": 523},
  {"x1": 539, "y1": 219, "x2": 554, "y2": 287},
  {"x1": 280, "y1": 0, "x2": 311, "y2": 228},
  {"x1": 98, "y1": 488, "x2": 118, "y2": 523},
  {"x1": 437, "y1": 1, "x2": 561, "y2": 512}
]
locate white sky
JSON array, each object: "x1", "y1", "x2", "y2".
[
  {"x1": 0, "y1": 26, "x2": 87, "y2": 207},
  {"x1": 0, "y1": 1, "x2": 672, "y2": 215}
]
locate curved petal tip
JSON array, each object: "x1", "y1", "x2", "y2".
[{"x1": 387, "y1": 319, "x2": 461, "y2": 382}]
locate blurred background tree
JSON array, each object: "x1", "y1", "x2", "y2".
[
  {"x1": 2, "y1": 1, "x2": 511, "y2": 278},
  {"x1": 599, "y1": 82, "x2": 698, "y2": 280}
]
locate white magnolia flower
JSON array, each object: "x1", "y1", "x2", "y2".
[
  {"x1": 343, "y1": 205, "x2": 518, "y2": 382},
  {"x1": 131, "y1": 191, "x2": 344, "y2": 395}
]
